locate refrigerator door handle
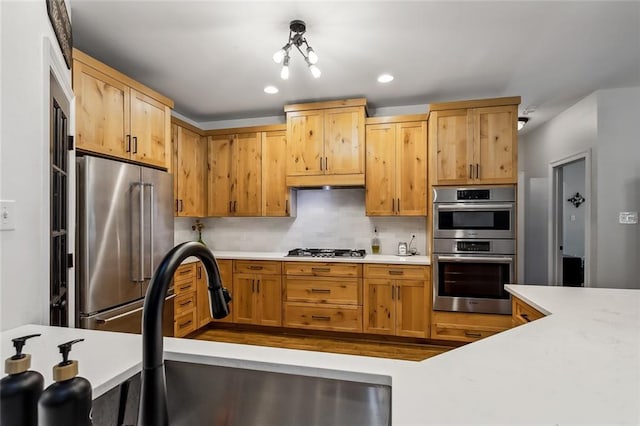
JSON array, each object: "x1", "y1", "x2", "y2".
[
  {"x1": 144, "y1": 183, "x2": 155, "y2": 279},
  {"x1": 96, "y1": 306, "x2": 144, "y2": 324}
]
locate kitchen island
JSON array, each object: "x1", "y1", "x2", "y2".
[{"x1": 2, "y1": 285, "x2": 638, "y2": 424}]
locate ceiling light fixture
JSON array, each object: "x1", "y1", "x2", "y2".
[
  {"x1": 377, "y1": 73, "x2": 394, "y2": 83},
  {"x1": 518, "y1": 117, "x2": 529, "y2": 131},
  {"x1": 264, "y1": 85, "x2": 279, "y2": 94},
  {"x1": 273, "y1": 20, "x2": 321, "y2": 79}
]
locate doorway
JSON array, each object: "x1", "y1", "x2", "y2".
[{"x1": 548, "y1": 151, "x2": 591, "y2": 286}]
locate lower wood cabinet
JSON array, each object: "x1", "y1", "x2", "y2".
[
  {"x1": 511, "y1": 296, "x2": 545, "y2": 327},
  {"x1": 283, "y1": 262, "x2": 363, "y2": 332},
  {"x1": 174, "y1": 263, "x2": 197, "y2": 337},
  {"x1": 363, "y1": 265, "x2": 430, "y2": 338},
  {"x1": 431, "y1": 311, "x2": 511, "y2": 343},
  {"x1": 232, "y1": 261, "x2": 282, "y2": 326}
]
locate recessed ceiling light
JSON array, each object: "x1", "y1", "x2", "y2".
[
  {"x1": 377, "y1": 73, "x2": 394, "y2": 83},
  {"x1": 264, "y1": 85, "x2": 279, "y2": 94}
]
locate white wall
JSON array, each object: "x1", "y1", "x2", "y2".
[
  {"x1": 520, "y1": 87, "x2": 640, "y2": 289},
  {"x1": 0, "y1": 1, "x2": 72, "y2": 330},
  {"x1": 562, "y1": 159, "x2": 586, "y2": 258},
  {"x1": 175, "y1": 188, "x2": 427, "y2": 255}
]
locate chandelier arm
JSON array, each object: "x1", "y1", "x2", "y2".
[{"x1": 294, "y1": 43, "x2": 309, "y2": 60}]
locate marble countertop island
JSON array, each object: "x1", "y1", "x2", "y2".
[{"x1": 2, "y1": 285, "x2": 638, "y2": 424}]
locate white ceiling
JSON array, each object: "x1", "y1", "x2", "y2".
[{"x1": 70, "y1": 1, "x2": 640, "y2": 130}]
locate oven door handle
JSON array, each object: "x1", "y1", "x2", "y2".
[
  {"x1": 436, "y1": 255, "x2": 514, "y2": 263},
  {"x1": 435, "y1": 203, "x2": 514, "y2": 211}
]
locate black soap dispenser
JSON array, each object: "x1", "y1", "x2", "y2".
[
  {"x1": 0, "y1": 334, "x2": 44, "y2": 426},
  {"x1": 38, "y1": 339, "x2": 92, "y2": 426}
]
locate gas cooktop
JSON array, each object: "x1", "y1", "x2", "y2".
[{"x1": 286, "y1": 248, "x2": 367, "y2": 258}]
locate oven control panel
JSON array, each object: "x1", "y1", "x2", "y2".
[
  {"x1": 457, "y1": 241, "x2": 491, "y2": 252},
  {"x1": 457, "y1": 189, "x2": 490, "y2": 200}
]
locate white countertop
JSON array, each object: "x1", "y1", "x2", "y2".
[
  {"x1": 3, "y1": 285, "x2": 639, "y2": 424},
  {"x1": 182, "y1": 251, "x2": 431, "y2": 265}
]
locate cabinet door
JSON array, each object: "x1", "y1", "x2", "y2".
[
  {"x1": 73, "y1": 61, "x2": 129, "y2": 159},
  {"x1": 207, "y1": 135, "x2": 234, "y2": 216},
  {"x1": 396, "y1": 121, "x2": 427, "y2": 216},
  {"x1": 286, "y1": 110, "x2": 324, "y2": 176},
  {"x1": 195, "y1": 262, "x2": 210, "y2": 328},
  {"x1": 256, "y1": 275, "x2": 282, "y2": 326},
  {"x1": 324, "y1": 107, "x2": 365, "y2": 175},
  {"x1": 232, "y1": 275, "x2": 256, "y2": 324},
  {"x1": 429, "y1": 110, "x2": 473, "y2": 185},
  {"x1": 396, "y1": 280, "x2": 427, "y2": 338},
  {"x1": 363, "y1": 279, "x2": 395, "y2": 335},
  {"x1": 262, "y1": 131, "x2": 289, "y2": 216},
  {"x1": 176, "y1": 127, "x2": 206, "y2": 217},
  {"x1": 235, "y1": 132, "x2": 262, "y2": 216},
  {"x1": 130, "y1": 89, "x2": 168, "y2": 168},
  {"x1": 365, "y1": 123, "x2": 396, "y2": 216},
  {"x1": 472, "y1": 105, "x2": 518, "y2": 184}
]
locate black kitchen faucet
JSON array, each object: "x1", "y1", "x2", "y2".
[{"x1": 138, "y1": 242, "x2": 231, "y2": 426}]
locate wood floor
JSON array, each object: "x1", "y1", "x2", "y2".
[{"x1": 190, "y1": 326, "x2": 454, "y2": 361}]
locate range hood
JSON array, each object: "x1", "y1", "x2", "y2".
[{"x1": 285, "y1": 173, "x2": 365, "y2": 188}]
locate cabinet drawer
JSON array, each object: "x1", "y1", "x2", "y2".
[
  {"x1": 174, "y1": 279, "x2": 195, "y2": 295},
  {"x1": 174, "y1": 309, "x2": 197, "y2": 337},
  {"x1": 175, "y1": 292, "x2": 196, "y2": 315},
  {"x1": 512, "y1": 296, "x2": 545, "y2": 326},
  {"x1": 285, "y1": 278, "x2": 360, "y2": 305},
  {"x1": 431, "y1": 311, "x2": 511, "y2": 343},
  {"x1": 234, "y1": 260, "x2": 281, "y2": 275},
  {"x1": 284, "y1": 303, "x2": 362, "y2": 332},
  {"x1": 283, "y1": 262, "x2": 361, "y2": 277},
  {"x1": 175, "y1": 263, "x2": 196, "y2": 280},
  {"x1": 364, "y1": 264, "x2": 429, "y2": 280}
]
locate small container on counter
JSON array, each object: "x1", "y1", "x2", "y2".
[
  {"x1": 38, "y1": 339, "x2": 92, "y2": 426},
  {"x1": 1, "y1": 334, "x2": 44, "y2": 426}
]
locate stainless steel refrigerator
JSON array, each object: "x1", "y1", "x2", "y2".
[{"x1": 76, "y1": 156, "x2": 175, "y2": 335}]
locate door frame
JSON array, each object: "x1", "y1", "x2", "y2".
[{"x1": 547, "y1": 150, "x2": 591, "y2": 286}]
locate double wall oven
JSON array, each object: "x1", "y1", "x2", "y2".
[{"x1": 432, "y1": 186, "x2": 516, "y2": 315}]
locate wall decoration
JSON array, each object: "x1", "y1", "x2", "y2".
[
  {"x1": 567, "y1": 192, "x2": 586, "y2": 208},
  {"x1": 46, "y1": 0, "x2": 73, "y2": 69}
]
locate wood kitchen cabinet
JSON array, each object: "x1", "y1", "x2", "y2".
[
  {"x1": 511, "y1": 295, "x2": 545, "y2": 327},
  {"x1": 429, "y1": 97, "x2": 520, "y2": 185},
  {"x1": 365, "y1": 116, "x2": 428, "y2": 216},
  {"x1": 174, "y1": 263, "x2": 198, "y2": 337},
  {"x1": 285, "y1": 99, "x2": 366, "y2": 187},
  {"x1": 261, "y1": 129, "x2": 292, "y2": 216},
  {"x1": 232, "y1": 261, "x2": 282, "y2": 326},
  {"x1": 197, "y1": 259, "x2": 234, "y2": 327},
  {"x1": 283, "y1": 262, "x2": 363, "y2": 332},
  {"x1": 73, "y1": 49, "x2": 173, "y2": 169},
  {"x1": 172, "y1": 120, "x2": 207, "y2": 217},
  {"x1": 363, "y1": 264, "x2": 430, "y2": 338},
  {"x1": 431, "y1": 311, "x2": 511, "y2": 343}
]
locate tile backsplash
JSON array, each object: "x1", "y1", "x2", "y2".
[{"x1": 175, "y1": 188, "x2": 427, "y2": 255}]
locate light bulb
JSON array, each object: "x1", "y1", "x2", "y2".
[
  {"x1": 309, "y1": 64, "x2": 321, "y2": 78},
  {"x1": 273, "y1": 49, "x2": 285, "y2": 64},
  {"x1": 280, "y1": 65, "x2": 290, "y2": 80},
  {"x1": 307, "y1": 47, "x2": 318, "y2": 64}
]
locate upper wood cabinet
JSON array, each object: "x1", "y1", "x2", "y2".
[
  {"x1": 73, "y1": 49, "x2": 173, "y2": 169},
  {"x1": 285, "y1": 99, "x2": 366, "y2": 187},
  {"x1": 172, "y1": 121, "x2": 206, "y2": 217},
  {"x1": 262, "y1": 130, "x2": 291, "y2": 216},
  {"x1": 429, "y1": 97, "x2": 520, "y2": 185},
  {"x1": 365, "y1": 116, "x2": 427, "y2": 216}
]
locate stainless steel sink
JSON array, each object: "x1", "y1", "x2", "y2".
[{"x1": 165, "y1": 360, "x2": 391, "y2": 426}]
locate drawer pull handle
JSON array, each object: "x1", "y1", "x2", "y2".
[
  {"x1": 311, "y1": 315, "x2": 331, "y2": 321},
  {"x1": 521, "y1": 313, "x2": 532, "y2": 322},
  {"x1": 178, "y1": 320, "x2": 193, "y2": 329},
  {"x1": 311, "y1": 267, "x2": 331, "y2": 273},
  {"x1": 248, "y1": 265, "x2": 264, "y2": 270},
  {"x1": 179, "y1": 284, "x2": 191, "y2": 291},
  {"x1": 179, "y1": 300, "x2": 192, "y2": 307},
  {"x1": 178, "y1": 269, "x2": 191, "y2": 275},
  {"x1": 389, "y1": 270, "x2": 404, "y2": 275},
  {"x1": 310, "y1": 288, "x2": 331, "y2": 293},
  {"x1": 464, "y1": 331, "x2": 482, "y2": 338}
]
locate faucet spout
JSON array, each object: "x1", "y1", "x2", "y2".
[{"x1": 138, "y1": 242, "x2": 231, "y2": 426}]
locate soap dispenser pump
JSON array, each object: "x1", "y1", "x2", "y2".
[
  {"x1": 38, "y1": 339, "x2": 92, "y2": 426},
  {"x1": 1, "y1": 333, "x2": 44, "y2": 426}
]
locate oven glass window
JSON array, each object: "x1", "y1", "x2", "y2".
[
  {"x1": 438, "y1": 261, "x2": 510, "y2": 300},
  {"x1": 438, "y1": 211, "x2": 510, "y2": 230}
]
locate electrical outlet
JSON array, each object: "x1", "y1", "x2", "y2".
[
  {"x1": 0, "y1": 200, "x2": 16, "y2": 231},
  {"x1": 619, "y1": 211, "x2": 638, "y2": 224}
]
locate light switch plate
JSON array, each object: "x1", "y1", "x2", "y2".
[
  {"x1": 619, "y1": 211, "x2": 638, "y2": 225},
  {"x1": 0, "y1": 200, "x2": 16, "y2": 231}
]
